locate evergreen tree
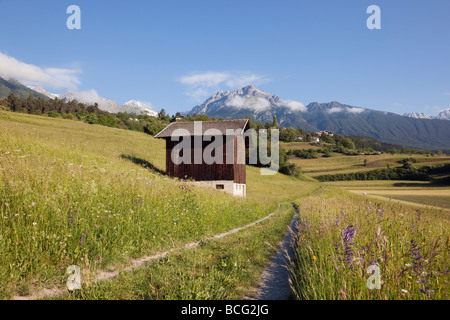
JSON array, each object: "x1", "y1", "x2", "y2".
[{"x1": 6, "y1": 91, "x2": 19, "y2": 111}]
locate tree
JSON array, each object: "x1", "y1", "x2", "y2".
[
  {"x1": 389, "y1": 148, "x2": 398, "y2": 155},
  {"x1": 158, "y1": 108, "x2": 167, "y2": 119},
  {"x1": 6, "y1": 91, "x2": 19, "y2": 111},
  {"x1": 27, "y1": 93, "x2": 36, "y2": 114},
  {"x1": 85, "y1": 113, "x2": 98, "y2": 124},
  {"x1": 272, "y1": 114, "x2": 278, "y2": 128},
  {"x1": 342, "y1": 138, "x2": 355, "y2": 150}
]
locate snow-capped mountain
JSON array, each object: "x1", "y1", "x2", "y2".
[
  {"x1": 189, "y1": 85, "x2": 309, "y2": 128},
  {"x1": 26, "y1": 86, "x2": 59, "y2": 99},
  {"x1": 403, "y1": 109, "x2": 450, "y2": 121},
  {"x1": 123, "y1": 100, "x2": 159, "y2": 116},
  {"x1": 187, "y1": 85, "x2": 450, "y2": 151},
  {"x1": 402, "y1": 112, "x2": 433, "y2": 120},
  {"x1": 27, "y1": 87, "x2": 158, "y2": 116},
  {"x1": 58, "y1": 91, "x2": 123, "y2": 113},
  {"x1": 436, "y1": 109, "x2": 450, "y2": 120}
]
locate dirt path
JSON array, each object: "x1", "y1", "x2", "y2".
[
  {"x1": 246, "y1": 206, "x2": 299, "y2": 300},
  {"x1": 12, "y1": 204, "x2": 282, "y2": 300},
  {"x1": 247, "y1": 187, "x2": 326, "y2": 300}
]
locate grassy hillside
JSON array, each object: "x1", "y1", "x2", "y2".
[{"x1": 0, "y1": 110, "x2": 319, "y2": 298}]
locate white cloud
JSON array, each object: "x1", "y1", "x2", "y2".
[
  {"x1": 327, "y1": 107, "x2": 344, "y2": 114},
  {"x1": 327, "y1": 107, "x2": 364, "y2": 114},
  {"x1": 347, "y1": 107, "x2": 364, "y2": 114},
  {"x1": 225, "y1": 95, "x2": 272, "y2": 111},
  {"x1": 276, "y1": 99, "x2": 307, "y2": 112},
  {"x1": 61, "y1": 89, "x2": 104, "y2": 105},
  {"x1": 178, "y1": 71, "x2": 268, "y2": 102},
  {"x1": 0, "y1": 51, "x2": 80, "y2": 91}
]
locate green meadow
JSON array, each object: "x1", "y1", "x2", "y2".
[
  {"x1": 0, "y1": 111, "x2": 448, "y2": 300},
  {"x1": 0, "y1": 111, "x2": 318, "y2": 299},
  {"x1": 290, "y1": 188, "x2": 449, "y2": 300}
]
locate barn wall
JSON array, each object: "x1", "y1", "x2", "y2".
[
  {"x1": 233, "y1": 135, "x2": 246, "y2": 184},
  {"x1": 165, "y1": 136, "x2": 241, "y2": 182}
]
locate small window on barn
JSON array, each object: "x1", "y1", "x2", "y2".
[{"x1": 216, "y1": 184, "x2": 224, "y2": 190}]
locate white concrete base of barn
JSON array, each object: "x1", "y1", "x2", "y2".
[{"x1": 193, "y1": 180, "x2": 246, "y2": 198}]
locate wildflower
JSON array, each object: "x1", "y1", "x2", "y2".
[
  {"x1": 343, "y1": 225, "x2": 355, "y2": 268},
  {"x1": 32, "y1": 222, "x2": 37, "y2": 226},
  {"x1": 31, "y1": 202, "x2": 36, "y2": 207},
  {"x1": 4, "y1": 203, "x2": 8, "y2": 207},
  {"x1": 401, "y1": 289, "x2": 408, "y2": 293},
  {"x1": 67, "y1": 214, "x2": 74, "y2": 227},
  {"x1": 410, "y1": 240, "x2": 423, "y2": 271},
  {"x1": 80, "y1": 229, "x2": 87, "y2": 247}
]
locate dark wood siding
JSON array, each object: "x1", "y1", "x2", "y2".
[
  {"x1": 165, "y1": 136, "x2": 243, "y2": 182},
  {"x1": 233, "y1": 135, "x2": 246, "y2": 184}
]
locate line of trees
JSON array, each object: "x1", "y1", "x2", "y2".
[
  {"x1": 315, "y1": 163, "x2": 450, "y2": 184},
  {"x1": 0, "y1": 91, "x2": 173, "y2": 134}
]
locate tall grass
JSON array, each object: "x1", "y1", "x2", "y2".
[
  {"x1": 0, "y1": 112, "x2": 271, "y2": 298},
  {"x1": 0, "y1": 111, "x2": 320, "y2": 298},
  {"x1": 290, "y1": 189, "x2": 449, "y2": 300}
]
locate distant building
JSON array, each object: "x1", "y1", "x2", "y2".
[
  {"x1": 171, "y1": 116, "x2": 185, "y2": 122},
  {"x1": 155, "y1": 119, "x2": 250, "y2": 197},
  {"x1": 316, "y1": 130, "x2": 334, "y2": 137},
  {"x1": 310, "y1": 137, "x2": 320, "y2": 143}
]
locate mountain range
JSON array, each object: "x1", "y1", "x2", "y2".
[
  {"x1": 0, "y1": 76, "x2": 158, "y2": 116},
  {"x1": 404, "y1": 110, "x2": 450, "y2": 121},
  {"x1": 188, "y1": 85, "x2": 450, "y2": 152},
  {"x1": 2, "y1": 76, "x2": 449, "y2": 151}
]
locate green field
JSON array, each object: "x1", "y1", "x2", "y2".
[
  {"x1": 1, "y1": 111, "x2": 448, "y2": 300},
  {"x1": 281, "y1": 141, "x2": 450, "y2": 178}
]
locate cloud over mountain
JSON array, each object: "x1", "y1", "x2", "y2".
[
  {"x1": 178, "y1": 71, "x2": 268, "y2": 102},
  {"x1": 0, "y1": 51, "x2": 80, "y2": 91}
]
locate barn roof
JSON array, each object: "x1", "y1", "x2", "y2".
[{"x1": 154, "y1": 119, "x2": 249, "y2": 138}]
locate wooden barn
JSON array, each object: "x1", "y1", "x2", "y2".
[{"x1": 155, "y1": 119, "x2": 250, "y2": 197}]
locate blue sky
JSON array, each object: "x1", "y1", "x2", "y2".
[{"x1": 0, "y1": 0, "x2": 449, "y2": 116}]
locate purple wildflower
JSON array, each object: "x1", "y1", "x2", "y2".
[
  {"x1": 68, "y1": 213, "x2": 74, "y2": 227},
  {"x1": 343, "y1": 225, "x2": 355, "y2": 268},
  {"x1": 80, "y1": 229, "x2": 87, "y2": 247},
  {"x1": 410, "y1": 240, "x2": 423, "y2": 271}
]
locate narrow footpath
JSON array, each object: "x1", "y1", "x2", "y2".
[{"x1": 249, "y1": 206, "x2": 299, "y2": 300}]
